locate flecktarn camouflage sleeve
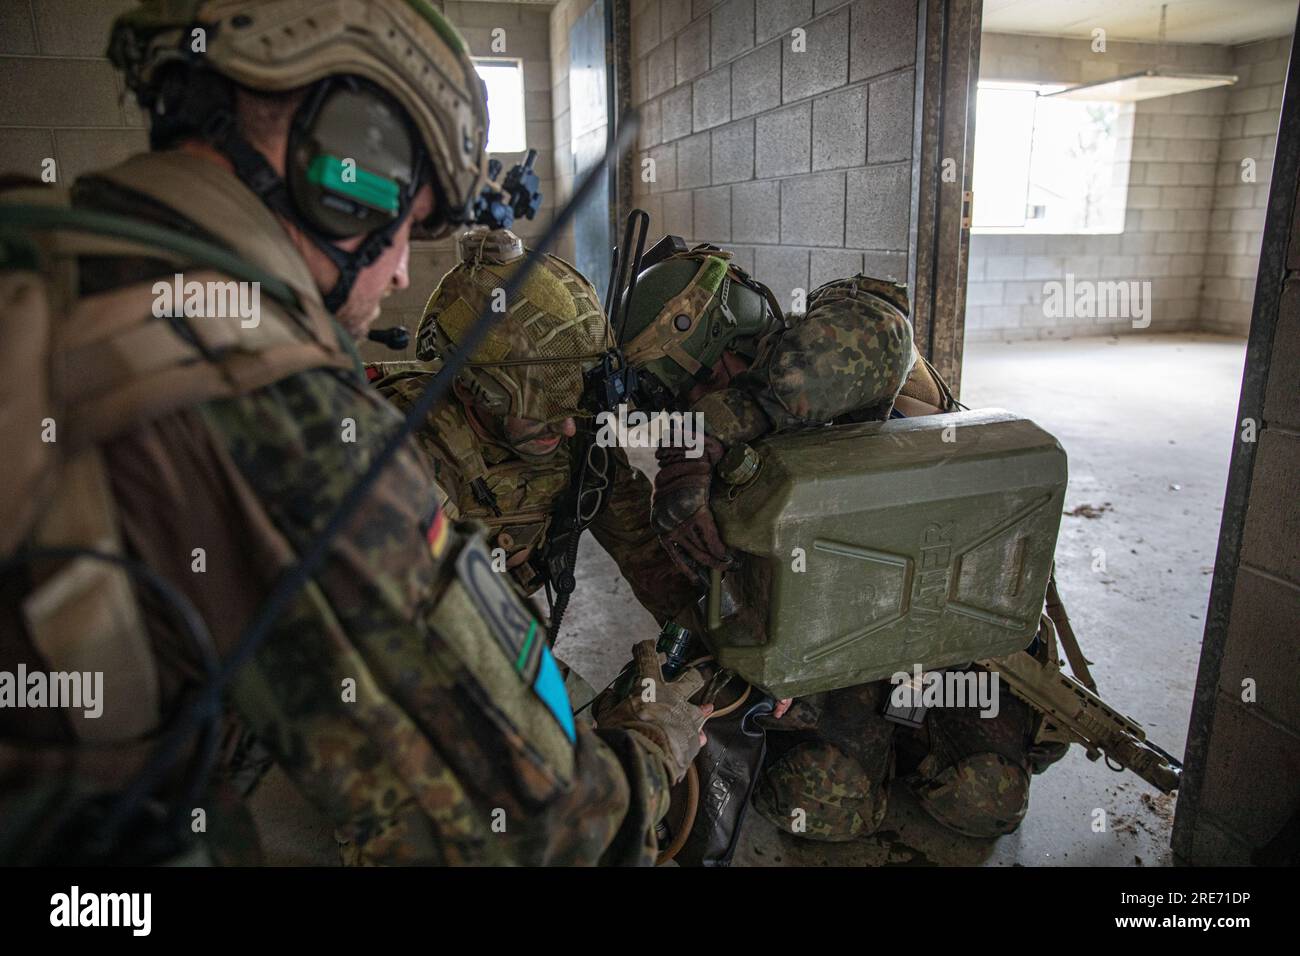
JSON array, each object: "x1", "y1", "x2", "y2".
[
  {"x1": 589, "y1": 446, "x2": 704, "y2": 624},
  {"x1": 200, "y1": 370, "x2": 674, "y2": 865},
  {"x1": 692, "y1": 278, "x2": 917, "y2": 446}
]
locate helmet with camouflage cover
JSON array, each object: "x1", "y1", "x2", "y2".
[
  {"x1": 108, "y1": 0, "x2": 490, "y2": 308},
  {"x1": 619, "y1": 243, "x2": 784, "y2": 406},
  {"x1": 415, "y1": 229, "x2": 611, "y2": 426}
]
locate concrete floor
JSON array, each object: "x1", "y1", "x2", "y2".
[
  {"x1": 558, "y1": 332, "x2": 1248, "y2": 867},
  {"x1": 249, "y1": 332, "x2": 1247, "y2": 866}
]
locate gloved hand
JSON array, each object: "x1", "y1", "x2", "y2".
[
  {"x1": 652, "y1": 433, "x2": 729, "y2": 577},
  {"x1": 593, "y1": 640, "x2": 712, "y2": 783}
]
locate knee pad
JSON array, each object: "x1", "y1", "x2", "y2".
[
  {"x1": 752, "y1": 740, "x2": 889, "y2": 842},
  {"x1": 912, "y1": 752, "x2": 1030, "y2": 839}
]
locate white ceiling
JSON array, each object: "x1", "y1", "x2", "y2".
[{"x1": 983, "y1": 0, "x2": 1298, "y2": 46}]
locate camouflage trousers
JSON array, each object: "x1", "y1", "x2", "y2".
[{"x1": 751, "y1": 669, "x2": 1067, "y2": 841}]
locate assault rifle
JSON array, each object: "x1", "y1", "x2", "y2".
[
  {"x1": 979, "y1": 580, "x2": 1182, "y2": 793},
  {"x1": 535, "y1": 209, "x2": 649, "y2": 639}
]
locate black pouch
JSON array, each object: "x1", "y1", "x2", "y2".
[{"x1": 670, "y1": 690, "x2": 773, "y2": 867}]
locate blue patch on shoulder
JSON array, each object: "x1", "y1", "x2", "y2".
[{"x1": 532, "y1": 646, "x2": 576, "y2": 742}]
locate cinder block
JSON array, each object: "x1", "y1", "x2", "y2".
[
  {"x1": 663, "y1": 0, "x2": 693, "y2": 36},
  {"x1": 724, "y1": 243, "x2": 756, "y2": 274},
  {"x1": 0, "y1": 57, "x2": 123, "y2": 127},
  {"x1": 1240, "y1": 429, "x2": 1300, "y2": 582},
  {"x1": 780, "y1": 170, "x2": 845, "y2": 246},
  {"x1": 637, "y1": 99, "x2": 662, "y2": 149},
  {"x1": 648, "y1": 41, "x2": 677, "y2": 98},
  {"x1": 694, "y1": 65, "x2": 732, "y2": 130},
  {"x1": 755, "y1": 101, "x2": 810, "y2": 178},
  {"x1": 0, "y1": 0, "x2": 37, "y2": 54},
  {"x1": 850, "y1": 0, "x2": 917, "y2": 83},
  {"x1": 647, "y1": 142, "x2": 678, "y2": 193},
  {"x1": 712, "y1": 118, "x2": 754, "y2": 183},
  {"x1": 633, "y1": 5, "x2": 662, "y2": 59},
  {"x1": 1197, "y1": 693, "x2": 1300, "y2": 853},
  {"x1": 845, "y1": 163, "x2": 909, "y2": 250},
  {"x1": 711, "y1": 0, "x2": 755, "y2": 64},
  {"x1": 984, "y1": 256, "x2": 1025, "y2": 280},
  {"x1": 0, "y1": 128, "x2": 54, "y2": 179},
  {"x1": 694, "y1": 0, "x2": 723, "y2": 20},
  {"x1": 663, "y1": 189, "x2": 694, "y2": 237},
  {"x1": 731, "y1": 40, "x2": 781, "y2": 118},
  {"x1": 756, "y1": 245, "x2": 810, "y2": 309},
  {"x1": 811, "y1": 85, "x2": 866, "y2": 170},
  {"x1": 53, "y1": 128, "x2": 147, "y2": 182},
  {"x1": 1263, "y1": 279, "x2": 1300, "y2": 428},
  {"x1": 33, "y1": 0, "x2": 134, "y2": 56},
  {"x1": 810, "y1": 248, "x2": 863, "y2": 288},
  {"x1": 731, "y1": 179, "x2": 780, "y2": 242},
  {"x1": 694, "y1": 185, "x2": 732, "y2": 240},
  {"x1": 965, "y1": 281, "x2": 1003, "y2": 306},
  {"x1": 677, "y1": 20, "x2": 711, "y2": 85},
  {"x1": 1243, "y1": 110, "x2": 1279, "y2": 138},
  {"x1": 678, "y1": 130, "x2": 712, "y2": 187},
  {"x1": 756, "y1": 0, "x2": 812, "y2": 42},
  {"x1": 860, "y1": 249, "x2": 906, "y2": 283},
  {"x1": 868, "y1": 70, "x2": 913, "y2": 163},
  {"x1": 782, "y1": 5, "x2": 848, "y2": 102},
  {"x1": 662, "y1": 85, "x2": 694, "y2": 141}
]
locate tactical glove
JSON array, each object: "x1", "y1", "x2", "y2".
[
  {"x1": 652, "y1": 433, "x2": 729, "y2": 577},
  {"x1": 593, "y1": 640, "x2": 710, "y2": 784}
]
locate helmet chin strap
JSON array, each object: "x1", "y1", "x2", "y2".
[{"x1": 202, "y1": 106, "x2": 418, "y2": 314}]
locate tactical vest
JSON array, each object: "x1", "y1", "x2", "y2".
[
  {"x1": 0, "y1": 155, "x2": 355, "y2": 862},
  {"x1": 371, "y1": 364, "x2": 574, "y2": 596}
]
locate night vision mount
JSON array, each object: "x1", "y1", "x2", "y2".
[{"x1": 473, "y1": 149, "x2": 543, "y2": 230}]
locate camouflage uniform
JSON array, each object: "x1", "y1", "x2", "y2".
[
  {"x1": 372, "y1": 230, "x2": 701, "y2": 622},
  {"x1": 0, "y1": 1, "x2": 699, "y2": 866},
  {"x1": 622, "y1": 250, "x2": 1061, "y2": 841}
]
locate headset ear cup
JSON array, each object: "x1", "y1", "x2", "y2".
[{"x1": 285, "y1": 79, "x2": 416, "y2": 239}]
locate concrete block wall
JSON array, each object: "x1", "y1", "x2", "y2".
[
  {"x1": 1199, "y1": 36, "x2": 1290, "y2": 336},
  {"x1": 628, "y1": 0, "x2": 917, "y2": 312},
  {"x1": 1175, "y1": 75, "x2": 1300, "y2": 861},
  {"x1": 0, "y1": 0, "x2": 147, "y2": 185},
  {"x1": 547, "y1": 0, "x2": 596, "y2": 266},
  {"x1": 965, "y1": 33, "x2": 1233, "y2": 342}
]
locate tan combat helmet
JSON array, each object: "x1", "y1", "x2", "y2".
[
  {"x1": 111, "y1": 0, "x2": 488, "y2": 229},
  {"x1": 416, "y1": 229, "x2": 611, "y2": 425},
  {"x1": 108, "y1": 1, "x2": 490, "y2": 311}
]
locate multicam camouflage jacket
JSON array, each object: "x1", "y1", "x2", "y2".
[
  {"x1": 373, "y1": 367, "x2": 701, "y2": 623},
  {"x1": 689, "y1": 275, "x2": 919, "y2": 448},
  {"x1": 0, "y1": 151, "x2": 681, "y2": 867}
]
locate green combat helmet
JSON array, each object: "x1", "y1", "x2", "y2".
[
  {"x1": 416, "y1": 228, "x2": 611, "y2": 428},
  {"x1": 619, "y1": 242, "x2": 785, "y2": 408}
]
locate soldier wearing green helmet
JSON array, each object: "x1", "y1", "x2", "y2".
[
  {"x1": 617, "y1": 239, "x2": 1067, "y2": 845},
  {"x1": 0, "y1": 1, "x2": 709, "y2": 866}
]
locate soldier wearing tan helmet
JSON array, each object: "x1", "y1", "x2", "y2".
[
  {"x1": 372, "y1": 228, "x2": 702, "y2": 617},
  {"x1": 0, "y1": 1, "x2": 707, "y2": 866}
]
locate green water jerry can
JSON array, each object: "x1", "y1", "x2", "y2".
[{"x1": 705, "y1": 408, "x2": 1068, "y2": 698}]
